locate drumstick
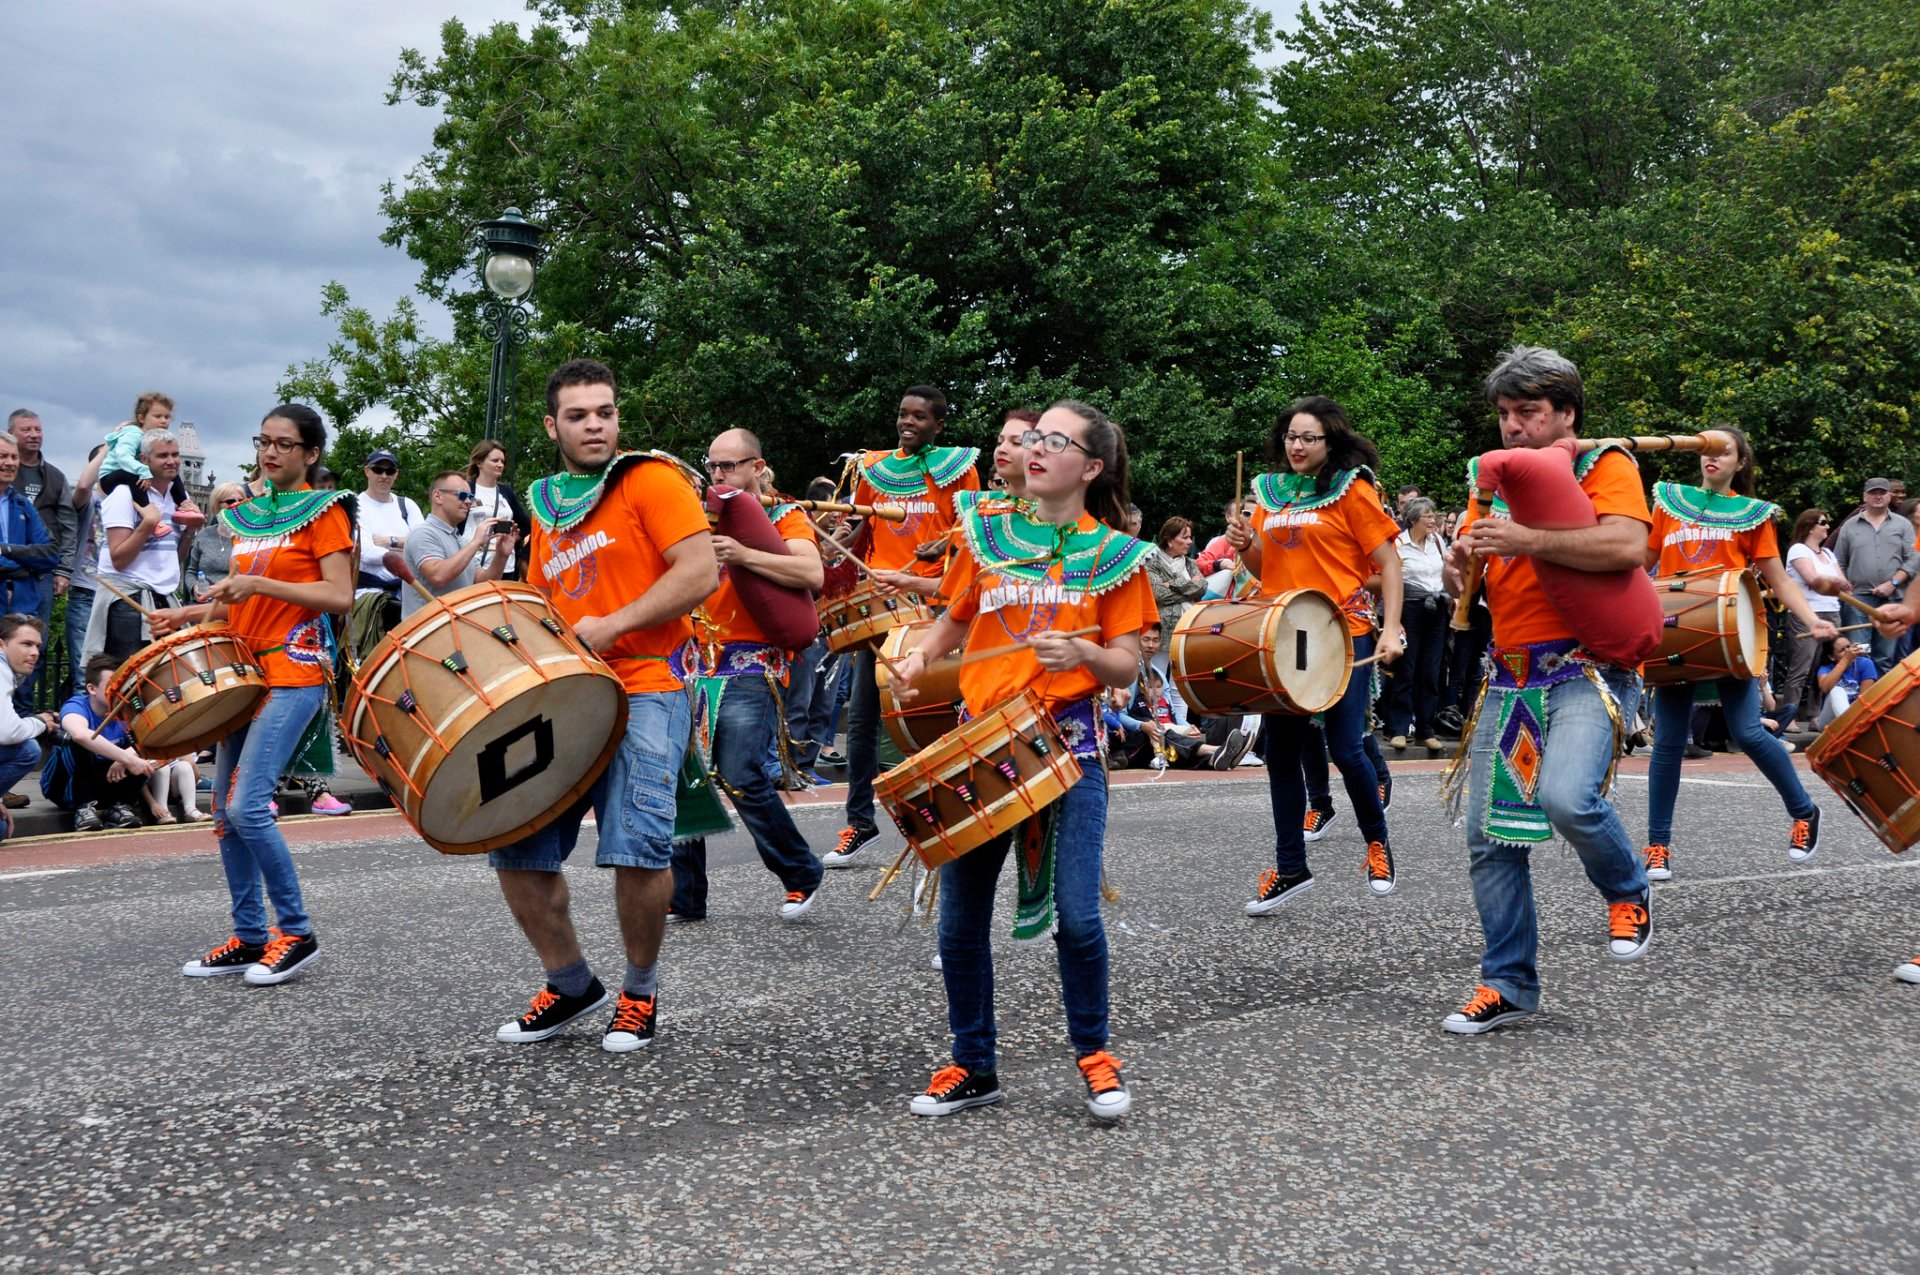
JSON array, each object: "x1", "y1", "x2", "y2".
[
  {"x1": 1233, "y1": 450, "x2": 1244, "y2": 513},
  {"x1": 1352, "y1": 651, "x2": 1392, "y2": 669},
  {"x1": 1834, "y1": 622, "x2": 1877, "y2": 634},
  {"x1": 953, "y1": 626, "x2": 1103, "y2": 668},
  {"x1": 869, "y1": 844, "x2": 915, "y2": 902},
  {"x1": 802, "y1": 513, "x2": 872, "y2": 578},
  {"x1": 93, "y1": 576, "x2": 162, "y2": 622},
  {"x1": 1836, "y1": 591, "x2": 1889, "y2": 623}
]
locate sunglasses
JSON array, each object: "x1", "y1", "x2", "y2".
[
  {"x1": 435, "y1": 488, "x2": 475, "y2": 501},
  {"x1": 368, "y1": 466, "x2": 398, "y2": 477},
  {"x1": 222, "y1": 496, "x2": 242, "y2": 506}
]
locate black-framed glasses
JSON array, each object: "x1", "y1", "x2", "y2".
[
  {"x1": 1282, "y1": 433, "x2": 1326, "y2": 446},
  {"x1": 1017, "y1": 429, "x2": 1094, "y2": 457},
  {"x1": 705, "y1": 457, "x2": 760, "y2": 475},
  {"x1": 252, "y1": 435, "x2": 305, "y2": 455},
  {"x1": 368, "y1": 465, "x2": 398, "y2": 477}
]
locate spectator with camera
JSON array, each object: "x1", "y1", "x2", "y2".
[
  {"x1": 402, "y1": 469, "x2": 517, "y2": 619},
  {"x1": 1385, "y1": 497, "x2": 1450, "y2": 749}
]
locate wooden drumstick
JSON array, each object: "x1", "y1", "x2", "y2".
[
  {"x1": 802, "y1": 513, "x2": 872, "y2": 578},
  {"x1": 1836, "y1": 591, "x2": 1890, "y2": 623},
  {"x1": 1233, "y1": 450, "x2": 1244, "y2": 513},
  {"x1": 953, "y1": 626, "x2": 1103, "y2": 668},
  {"x1": 869, "y1": 844, "x2": 915, "y2": 902},
  {"x1": 93, "y1": 576, "x2": 163, "y2": 622}
]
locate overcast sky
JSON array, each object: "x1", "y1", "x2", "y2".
[{"x1": 1, "y1": 1, "x2": 1299, "y2": 489}]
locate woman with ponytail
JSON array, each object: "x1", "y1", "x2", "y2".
[
  {"x1": 150, "y1": 405, "x2": 355, "y2": 986},
  {"x1": 887, "y1": 400, "x2": 1155, "y2": 1124},
  {"x1": 1225, "y1": 395, "x2": 1406, "y2": 912}
]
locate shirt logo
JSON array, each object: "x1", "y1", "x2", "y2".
[
  {"x1": 1262, "y1": 509, "x2": 1319, "y2": 552},
  {"x1": 1665, "y1": 525, "x2": 1733, "y2": 565},
  {"x1": 544, "y1": 529, "x2": 612, "y2": 599}
]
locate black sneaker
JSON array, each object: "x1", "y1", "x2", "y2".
[
  {"x1": 1607, "y1": 890, "x2": 1653, "y2": 962},
  {"x1": 1302, "y1": 807, "x2": 1338, "y2": 843},
  {"x1": 496, "y1": 978, "x2": 610, "y2": 1042},
  {"x1": 1442, "y1": 985, "x2": 1533, "y2": 1035},
  {"x1": 1364, "y1": 840, "x2": 1395, "y2": 896},
  {"x1": 601, "y1": 991, "x2": 658, "y2": 1053},
  {"x1": 1211, "y1": 728, "x2": 1254, "y2": 770},
  {"x1": 1377, "y1": 774, "x2": 1393, "y2": 812},
  {"x1": 243, "y1": 931, "x2": 321, "y2": 985},
  {"x1": 1076, "y1": 1050, "x2": 1132, "y2": 1120},
  {"x1": 73, "y1": 802, "x2": 105, "y2": 833},
  {"x1": 822, "y1": 824, "x2": 879, "y2": 868},
  {"x1": 182, "y1": 934, "x2": 268, "y2": 977},
  {"x1": 1245, "y1": 866, "x2": 1314, "y2": 916},
  {"x1": 909, "y1": 1064, "x2": 1003, "y2": 1117},
  {"x1": 1787, "y1": 806, "x2": 1821, "y2": 863},
  {"x1": 105, "y1": 802, "x2": 143, "y2": 830}
]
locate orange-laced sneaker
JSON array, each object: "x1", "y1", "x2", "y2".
[
  {"x1": 1076, "y1": 1050, "x2": 1132, "y2": 1120},
  {"x1": 1644, "y1": 843, "x2": 1672, "y2": 881},
  {"x1": 242, "y1": 930, "x2": 320, "y2": 985},
  {"x1": 1302, "y1": 807, "x2": 1338, "y2": 842},
  {"x1": 181, "y1": 933, "x2": 268, "y2": 978},
  {"x1": 1787, "y1": 808, "x2": 1822, "y2": 862},
  {"x1": 910, "y1": 1063, "x2": 1002, "y2": 1116},
  {"x1": 495, "y1": 977, "x2": 610, "y2": 1043},
  {"x1": 779, "y1": 887, "x2": 817, "y2": 922},
  {"x1": 1364, "y1": 841, "x2": 1395, "y2": 895},
  {"x1": 1245, "y1": 865, "x2": 1314, "y2": 916},
  {"x1": 1896, "y1": 957, "x2": 1920, "y2": 985},
  {"x1": 823, "y1": 824, "x2": 880, "y2": 868},
  {"x1": 602, "y1": 992, "x2": 658, "y2": 1053},
  {"x1": 1442, "y1": 984, "x2": 1532, "y2": 1035},
  {"x1": 1607, "y1": 894, "x2": 1652, "y2": 961}
]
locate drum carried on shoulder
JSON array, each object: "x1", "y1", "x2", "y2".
[
  {"x1": 1807, "y1": 649, "x2": 1920, "y2": 855},
  {"x1": 1643, "y1": 570, "x2": 1769, "y2": 687},
  {"x1": 1169, "y1": 592, "x2": 1352, "y2": 717},
  {"x1": 344, "y1": 581, "x2": 629, "y2": 856},
  {"x1": 105, "y1": 624, "x2": 270, "y2": 760}
]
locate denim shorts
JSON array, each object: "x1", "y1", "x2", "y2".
[{"x1": 487, "y1": 687, "x2": 692, "y2": 873}]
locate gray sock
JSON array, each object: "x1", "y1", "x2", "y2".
[
  {"x1": 623, "y1": 961, "x2": 658, "y2": 999},
  {"x1": 547, "y1": 959, "x2": 594, "y2": 999}
]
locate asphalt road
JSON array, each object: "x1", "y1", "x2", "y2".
[{"x1": 3, "y1": 764, "x2": 1917, "y2": 1273}]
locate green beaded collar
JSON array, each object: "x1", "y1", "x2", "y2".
[
  {"x1": 956, "y1": 504, "x2": 1154, "y2": 596},
  {"x1": 1651, "y1": 482, "x2": 1779, "y2": 533},
  {"x1": 1251, "y1": 466, "x2": 1378, "y2": 514},
  {"x1": 529, "y1": 452, "x2": 670, "y2": 534},
  {"x1": 220, "y1": 487, "x2": 356, "y2": 539},
  {"x1": 858, "y1": 446, "x2": 981, "y2": 497}
]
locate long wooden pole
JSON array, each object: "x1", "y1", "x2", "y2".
[{"x1": 762, "y1": 494, "x2": 907, "y2": 522}]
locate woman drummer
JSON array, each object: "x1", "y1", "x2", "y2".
[
  {"x1": 152, "y1": 405, "x2": 355, "y2": 985},
  {"x1": 1225, "y1": 395, "x2": 1405, "y2": 912},
  {"x1": 890, "y1": 400, "x2": 1156, "y2": 1122},
  {"x1": 1640, "y1": 427, "x2": 1835, "y2": 879}
]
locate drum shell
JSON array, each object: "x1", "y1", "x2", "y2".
[
  {"x1": 105, "y1": 625, "x2": 269, "y2": 760},
  {"x1": 345, "y1": 581, "x2": 629, "y2": 856},
  {"x1": 876, "y1": 689, "x2": 1084, "y2": 871},
  {"x1": 1170, "y1": 592, "x2": 1353, "y2": 716},
  {"x1": 1807, "y1": 649, "x2": 1920, "y2": 854},
  {"x1": 874, "y1": 620, "x2": 962, "y2": 754},
  {"x1": 818, "y1": 582, "x2": 931, "y2": 654},
  {"x1": 1643, "y1": 570, "x2": 1768, "y2": 687}
]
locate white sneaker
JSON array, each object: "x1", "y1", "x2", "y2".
[
  {"x1": 1076, "y1": 1050, "x2": 1132, "y2": 1121},
  {"x1": 1895, "y1": 957, "x2": 1920, "y2": 984},
  {"x1": 778, "y1": 888, "x2": 817, "y2": 922}
]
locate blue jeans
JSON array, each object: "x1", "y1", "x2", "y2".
[
  {"x1": 1465, "y1": 667, "x2": 1646, "y2": 1011},
  {"x1": 844, "y1": 648, "x2": 879, "y2": 828},
  {"x1": 1267, "y1": 632, "x2": 1389, "y2": 872},
  {"x1": 213, "y1": 683, "x2": 324, "y2": 943},
  {"x1": 65, "y1": 588, "x2": 94, "y2": 694},
  {"x1": 489, "y1": 688, "x2": 692, "y2": 872},
  {"x1": 1386, "y1": 602, "x2": 1448, "y2": 737},
  {"x1": 1302, "y1": 718, "x2": 1389, "y2": 809},
  {"x1": 1841, "y1": 601, "x2": 1902, "y2": 675},
  {"x1": 0, "y1": 736, "x2": 41, "y2": 838},
  {"x1": 784, "y1": 636, "x2": 827, "y2": 765},
  {"x1": 1647, "y1": 677, "x2": 1814, "y2": 846},
  {"x1": 672, "y1": 674, "x2": 824, "y2": 915},
  {"x1": 938, "y1": 767, "x2": 1111, "y2": 1069}
]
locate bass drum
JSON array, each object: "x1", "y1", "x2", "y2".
[
  {"x1": 1170, "y1": 592, "x2": 1353, "y2": 717},
  {"x1": 345, "y1": 581, "x2": 629, "y2": 856}
]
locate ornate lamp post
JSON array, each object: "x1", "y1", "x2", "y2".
[{"x1": 475, "y1": 207, "x2": 545, "y2": 480}]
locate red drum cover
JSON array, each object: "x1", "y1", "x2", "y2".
[
  {"x1": 708, "y1": 487, "x2": 821, "y2": 650},
  {"x1": 1476, "y1": 441, "x2": 1663, "y2": 667}
]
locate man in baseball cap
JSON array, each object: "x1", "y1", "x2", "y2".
[
  {"x1": 349, "y1": 448, "x2": 422, "y2": 663},
  {"x1": 1831, "y1": 475, "x2": 1919, "y2": 673}
]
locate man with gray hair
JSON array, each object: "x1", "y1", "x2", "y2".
[
  {"x1": 1440, "y1": 345, "x2": 1654, "y2": 1035},
  {"x1": 1830, "y1": 476, "x2": 1917, "y2": 674},
  {"x1": 86, "y1": 429, "x2": 197, "y2": 663},
  {"x1": 7, "y1": 410, "x2": 75, "y2": 708}
]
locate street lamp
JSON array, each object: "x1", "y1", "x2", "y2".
[{"x1": 475, "y1": 207, "x2": 545, "y2": 480}]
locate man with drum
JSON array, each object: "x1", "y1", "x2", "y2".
[
  {"x1": 1440, "y1": 346, "x2": 1655, "y2": 1035},
  {"x1": 491, "y1": 359, "x2": 718, "y2": 1054},
  {"x1": 824, "y1": 386, "x2": 979, "y2": 870},
  {"x1": 669, "y1": 428, "x2": 826, "y2": 924}
]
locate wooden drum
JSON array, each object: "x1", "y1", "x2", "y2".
[
  {"x1": 105, "y1": 624, "x2": 269, "y2": 760},
  {"x1": 818, "y1": 581, "x2": 931, "y2": 654},
  {"x1": 1807, "y1": 651, "x2": 1920, "y2": 854},
  {"x1": 874, "y1": 620, "x2": 963, "y2": 754},
  {"x1": 1643, "y1": 570, "x2": 1768, "y2": 687},
  {"x1": 1170, "y1": 592, "x2": 1353, "y2": 717},
  {"x1": 344, "y1": 581, "x2": 630, "y2": 856},
  {"x1": 877, "y1": 689, "x2": 1084, "y2": 871}
]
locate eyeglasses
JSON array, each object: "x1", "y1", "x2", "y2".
[
  {"x1": 705, "y1": 457, "x2": 760, "y2": 475},
  {"x1": 1017, "y1": 429, "x2": 1095, "y2": 458},
  {"x1": 252, "y1": 435, "x2": 306, "y2": 455},
  {"x1": 368, "y1": 465, "x2": 398, "y2": 477},
  {"x1": 1282, "y1": 433, "x2": 1326, "y2": 446},
  {"x1": 435, "y1": 488, "x2": 474, "y2": 501}
]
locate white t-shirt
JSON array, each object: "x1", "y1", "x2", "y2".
[
  {"x1": 97, "y1": 484, "x2": 181, "y2": 594},
  {"x1": 357, "y1": 492, "x2": 422, "y2": 597},
  {"x1": 462, "y1": 482, "x2": 517, "y2": 574},
  {"x1": 1786, "y1": 543, "x2": 1842, "y2": 615}
]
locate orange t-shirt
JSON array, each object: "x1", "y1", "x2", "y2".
[
  {"x1": 529, "y1": 459, "x2": 711, "y2": 693},
  {"x1": 854, "y1": 453, "x2": 980, "y2": 577},
  {"x1": 226, "y1": 504, "x2": 355, "y2": 687},
  {"x1": 1649, "y1": 506, "x2": 1780, "y2": 576},
  {"x1": 1253, "y1": 478, "x2": 1403, "y2": 636},
  {"x1": 940, "y1": 514, "x2": 1158, "y2": 717},
  {"x1": 705, "y1": 505, "x2": 816, "y2": 648},
  {"x1": 1465, "y1": 449, "x2": 1651, "y2": 649}
]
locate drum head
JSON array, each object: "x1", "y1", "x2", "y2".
[
  {"x1": 415, "y1": 670, "x2": 627, "y2": 850},
  {"x1": 1277, "y1": 593, "x2": 1354, "y2": 714},
  {"x1": 1732, "y1": 573, "x2": 1765, "y2": 677},
  {"x1": 136, "y1": 685, "x2": 270, "y2": 757}
]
